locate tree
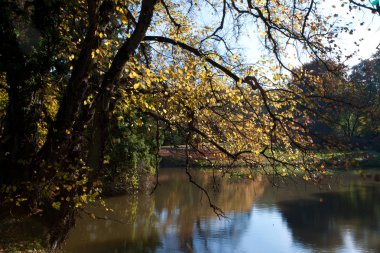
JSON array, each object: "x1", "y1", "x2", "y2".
[
  {"x1": 0, "y1": 0, "x2": 345, "y2": 249},
  {"x1": 349, "y1": 50, "x2": 380, "y2": 149},
  {"x1": 291, "y1": 50, "x2": 380, "y2": 150},
  {"x1": 291, "y1": 59, "x2": 371, "y2": 146}
]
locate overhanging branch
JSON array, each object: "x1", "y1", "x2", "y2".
[{"x1": 144, "y1": 36, "x2": 240, "y2": 82}]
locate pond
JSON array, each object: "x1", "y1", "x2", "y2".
[{"x1": 62, "y1": 168, "x2": 380, "y2": 253}]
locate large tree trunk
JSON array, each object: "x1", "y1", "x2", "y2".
[
  {"x1": 87, "y1": 0, "x2": 158, "y2": 173},
  {"x1": 37, "y1": 0, "x2": 102, "y2": 164},
  {"x1": 44, "y1": 206, "x2": 77, "y2": 252}
]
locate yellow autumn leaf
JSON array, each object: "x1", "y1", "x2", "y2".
[{"x1": 133, "y1": 83, "x2": 140, "y2": 89}]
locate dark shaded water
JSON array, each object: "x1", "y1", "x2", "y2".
[{"x1": 62, "y1": 169, "x2": 380, "y2": 253}]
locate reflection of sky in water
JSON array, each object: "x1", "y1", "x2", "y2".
[
  {"x1": 337, "y1": 229, "x2": 364, "y2": 253},
  {"x1": 154, "y1": 193, "x2": 379, "y2": 251},
  {"x1": 157, "y1": 206, "x2": 312, "y2": 253},
  {"x1": 155, "y1": 204, "x2": 378, "y2": 253},
  {"x1": 63, "y1": 171, "x2": 380, "y2": 253},
  {"x1": 238, "y1": 206, "x2": 310, "y2": 253}
]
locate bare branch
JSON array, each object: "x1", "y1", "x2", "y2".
[
  {"x1": 200, "y1": 0, "x2": 227, "y2": 43},
  {"x1": 349, "y1": 0, "x2": 380, "y2": 14},
  {"x1": 302, "y1": 0, "x2": 314, "y2": 36},
  {"x1": 162, "y1": 0, "x2": 182, "y2": 29},
  {"x1": 185, "y1": 136, "x2": 225, "y2": 218}
]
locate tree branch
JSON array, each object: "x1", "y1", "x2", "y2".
[
  {"x1": 162, "y1": 0, "x2": 181, "y2": 29},
  {"x1": 349, "y1": 0, "x2": 380, "y2": 14},
  {"x1": 87, "y1": 0, "x2": 158, "y2": 172}
]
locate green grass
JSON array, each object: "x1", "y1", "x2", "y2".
[{"x1": 317, "y1": 150, "x2": 380, "y2": 170}]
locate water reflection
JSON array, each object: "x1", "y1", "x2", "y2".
[
  {"x1": 278, "y1": 184, "x2": 380, "y2": 252},
  {"x1": 62, "y1": 169, "x2": 380, "y2": 253}
]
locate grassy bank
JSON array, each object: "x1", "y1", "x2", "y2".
[
  {"x1": 160, "y1": 146, "x2": 380, "y2": 170},
  {"x1": 319, "y1": 150, "x2": 380, "y2": 170}
]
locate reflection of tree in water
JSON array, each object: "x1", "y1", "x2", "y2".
[
  {"x1": 189, "y1": 212, "x2": 251, "y2": 253},
  {"x1": 277, "y1": 183, "x2": 380, "y2": 252},
  {"x1": 153, "y1": 169, "x2": 265, "y2": 252},
  {"x1": 63, "y1": 169, "x2": 265, "y2": 253},
  {"x1": 63, "y1": 194, "x2": 161, "y2": 253}
]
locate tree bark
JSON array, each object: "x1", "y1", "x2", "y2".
[
  {"x1": 87, "y1": 0, "x2": 158, "y2": 173},
  {"x1": 38, "y1": 0, "x2": 102, "y2": 163}
]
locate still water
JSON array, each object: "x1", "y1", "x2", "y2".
[{"x1": 63, "y1": 169, "x2": 380, "y2": 253}]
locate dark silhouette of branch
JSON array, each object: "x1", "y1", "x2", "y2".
[
  {"x1": 185, "y1": 136, "x2": 225, "y2": 218},
  {"x1": 302, "y1": 0, "x2": 314, "y2": 36},
  {"x1": 349, "y1": 0, "x2": 380, "y2": 14},
  {"x1": 162, "y1": 0, "x2": 181, "y2": 29},
  {"x1": 200, "y1": 0, "x2": 227, "y2": 43}
]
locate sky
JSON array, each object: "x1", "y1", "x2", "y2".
[
  {"x1": 321, "y1": 0, "x2": 380, "y2": 65},
  {"x1": 239, "y1": 0, "x2": 380, "y2": 68}
]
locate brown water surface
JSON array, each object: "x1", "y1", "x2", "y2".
[{"x1": 62, "y1": 169, "x2": 380, "y2": 253}]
